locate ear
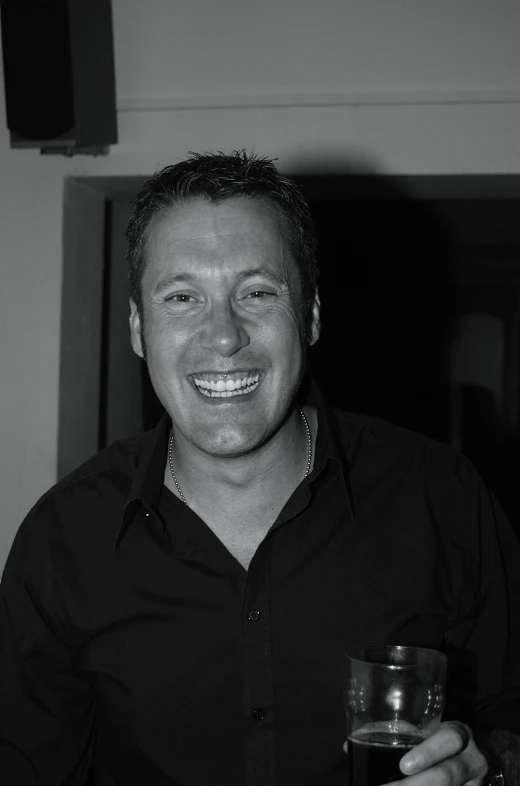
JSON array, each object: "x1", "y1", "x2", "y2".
[
  {"x1": 129, "y1": 299, "x2": 144, "y2": 359},
  {"x1": 309, "y1": 291, "x2": 321, "y2": 346}
]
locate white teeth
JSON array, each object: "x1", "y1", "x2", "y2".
[{"x1": 193, "y1": 376, "x2": 260, "y2": 398}]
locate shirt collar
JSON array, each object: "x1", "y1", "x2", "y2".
[
  {"x1": 113, "y1": 378, "x2": 354, "y2": 551},
  {"x1": 113, "y1": 412, "x2": 171, "y2": 551},
  {"x1": 304, "y1": 378, "x2": 355, "y2": 520}
]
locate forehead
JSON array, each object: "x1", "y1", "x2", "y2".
[{"x1": 144, "y1": 196, "x2": 294, "y2": 278}]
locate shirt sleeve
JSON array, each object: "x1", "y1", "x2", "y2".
[
  {"x1": 0, "y1": 507, "x2": 96, "y2": 785},
  {"x1": 441, "y1": 453, "x2": 520, "y2": 735}
]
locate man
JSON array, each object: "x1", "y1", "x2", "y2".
[{"x1": 1, "y1": 151, "x2": 519, "y2": 785}]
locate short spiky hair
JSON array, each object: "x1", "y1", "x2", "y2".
[{"x1": 125, "y1": 150, "x2": 319, "y2": 339}]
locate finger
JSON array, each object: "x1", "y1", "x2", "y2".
[
  {"x1": 400, "y1": 722, "x2": 470, "y2": 775},
  {"x1": 384, "y1": 754, "x2": 480, "y2": 786}
]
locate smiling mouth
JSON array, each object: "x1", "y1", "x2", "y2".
[{"x1": 191, "y1": 371, "x2": 260, "y2": 398}]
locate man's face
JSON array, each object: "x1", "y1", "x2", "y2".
[{"x1": 130, "y1": 196, "x2": 320, "y2": 458}]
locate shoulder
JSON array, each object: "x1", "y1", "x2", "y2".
[
  {"x1": 330, "y1": 410, "x2": 498, "y2": 559},
  {"x1": 36, "y1": 430, "x2": 145, "y2": 509},
  {"x1": 332, "y1": 408, "x2": 482, "y2": 491},
  {"x1": 5, "y1": 430, "x2": 151, "y2": 571}
]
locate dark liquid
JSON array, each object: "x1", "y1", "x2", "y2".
[{"x1": 348, "y1": 730, "x2": 423, "y2": 786}]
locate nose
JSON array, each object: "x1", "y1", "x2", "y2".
[{"x1": 199, "y1": 302, "x2": 250, "y2": 357}]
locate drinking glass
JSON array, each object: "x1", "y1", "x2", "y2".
[{"x1": 345, "y1": 644, "x2": 447, "y2": 786}]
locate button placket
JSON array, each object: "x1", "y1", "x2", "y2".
[{"x1": 242, "y1": 561, "x2": 276, "y2": 781}]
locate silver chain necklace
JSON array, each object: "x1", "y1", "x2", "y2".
[{"x1": 168, "y1": 407, "x2": 313, "y2": 506}]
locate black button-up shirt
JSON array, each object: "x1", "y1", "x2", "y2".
[{"x1": 1, "y1": 385, "x2": 519, "y2": 785}]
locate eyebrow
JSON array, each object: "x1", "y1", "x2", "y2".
[{"x1": 153, "y1": 267, "x2": 288, "y2": 295}]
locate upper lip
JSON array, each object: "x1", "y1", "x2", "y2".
[{"x1": 188, "y1": 369, "x2": 260, "y2": 378}]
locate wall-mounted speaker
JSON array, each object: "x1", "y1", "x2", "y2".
[{"x1": 0, "y1": 0, "x2": 117, "y2": 155}]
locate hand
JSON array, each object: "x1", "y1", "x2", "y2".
[{"x1": 391, "y1": 721, "x2": 488, "y2": 786}]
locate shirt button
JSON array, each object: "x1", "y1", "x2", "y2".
[
  {"x1": 251, "y1": 708, "x2": 265, "y2": 721},
  {"x1": 248, "y1": 610, "x2": 260, "y2": 621}
]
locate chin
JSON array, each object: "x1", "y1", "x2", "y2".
[{"x1": 196, "y1": 426, "x2": 262, "y2": 457}]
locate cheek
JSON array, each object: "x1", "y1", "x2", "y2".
[
  {"x1": 261, "y1": 301, "x2": 304, "y2": 336},
  {"x1": 144, "y1": 330, "x2": 186, "y2": 386},
  {"x1": 265, "y1": 319, "x2": 305, "y2": 372},
  {"x1": 145, "y1": 318, "x2": 190, "y2": 356}
]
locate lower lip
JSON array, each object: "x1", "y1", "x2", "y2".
[{"x1": 192, "y1": 380, "x2": 260, "y2": 403}]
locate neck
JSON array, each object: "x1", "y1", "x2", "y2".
[{"x1": 165, "y1": 406, "x2": 314, "y2": 505}]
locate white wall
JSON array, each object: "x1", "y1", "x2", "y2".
[
  {"x1": 116, "y1": 0, "x2": 520, "y2": 102},
  {"x1": 1, "y1": 0, "x2": 520, "y2": 570}
]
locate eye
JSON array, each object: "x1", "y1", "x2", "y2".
[
  {"x1": 165, "y1": 293, "x2": 196, "y2": 303},
  {"x1": 245, "y1": 289, "x2": 276, "y2": 299}
]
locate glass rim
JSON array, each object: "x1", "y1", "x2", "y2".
[{"x1": 345, "y1": 644, "x2": 448, "y2": 668}]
